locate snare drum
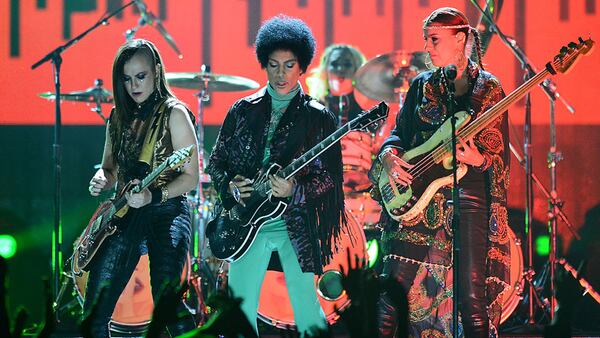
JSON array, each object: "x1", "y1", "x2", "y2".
[{"x1": 257, "y1": 210, "x2": 367, "y2": 327}]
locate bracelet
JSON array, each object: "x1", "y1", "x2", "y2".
[
  {"x1": 231, "y1": 184, "x2": 241, "y2": 203},
  {"x1": 161, "y1": 186, "x2": 169, "y2": 203},
  {"x1": 150, "y1": 188, "x2": 162, "y2": 204},
  {"x1": 377, "y1": 147, "x2": 396, "y2": 162}
]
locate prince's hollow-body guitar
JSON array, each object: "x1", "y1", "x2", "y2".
[
  {"x1": 207, "y1": 102, "x2": 389, "y2": 262},
  {"x1": 376, "y1": 37, "x2": 594, "y2": 222},
  {"x1": 71, "y1": 145, "x2": 194, "y2": 275}
]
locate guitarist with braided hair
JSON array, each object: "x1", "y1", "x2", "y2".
[{"x1": 371, "y1": 7, "x2": 510, "y2": 338}]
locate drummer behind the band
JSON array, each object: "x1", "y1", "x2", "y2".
[
  {"x1": 306, "y1": 44, "x2": 371, "y2": 125},
  {"x1": 85, "y1": 39, "x2": 198, "y2": 337},
  {"x1": 371, "y1": 7, "x2": 510, "y2": 337},
  {"x1": 206, "y1": 15, "x2": 346, "y2": 336}
]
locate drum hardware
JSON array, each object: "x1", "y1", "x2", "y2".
[
  {"x1": 354, "y1": 50, "x2": 428, "y2": 104},
  {"x1": 39, "y1": 79, "x2": 113, "y2": 123},
  {"x1": 166, "y1": 71, "x2": 260, "y2": 92},
  {"x1": 316, "y1": 270, "x2": 346, "y2": 301},
  {"x1": 167, "y1": 65, "x2": 259, "y2": 322}
]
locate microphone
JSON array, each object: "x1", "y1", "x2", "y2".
[
  {"x1": 132, "y1": 0, "x2": 183, "y2": 59},
  {"x1": 443, "y1": 64, "x2": 458, "y2": 81}
]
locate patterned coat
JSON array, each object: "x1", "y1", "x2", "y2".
[
  {"x1": 370, "y1": 61, "x2": 511, "y2": 335},
  {"x1": 206, "y1": 87, "x2": 345, "y2": 274}
]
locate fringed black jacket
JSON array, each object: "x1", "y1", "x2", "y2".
[{"x1": 206, "y1": 87, "x2": 345, "y2": 274}]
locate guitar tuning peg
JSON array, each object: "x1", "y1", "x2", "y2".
[
  {"x1": 560, "y1": 46, "x2": 569, "y2": 55},
  {"x1": 568, "y1": 42, "x2": 578, "y2": 49}
]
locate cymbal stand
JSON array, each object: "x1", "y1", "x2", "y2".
[
  {"x1": 187, "y1": 64, "x2": 213, "y2": 324},
  {"x1": 91, "y1": 79, "x2": 108, "y2": 123}
]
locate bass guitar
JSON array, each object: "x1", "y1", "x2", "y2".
[
  {"x1": 207, "y1": 102, "x2": 389, "y2": 262},
  {"x1": 71, "y1": 144, "x2": 194, "y2": 275},
  {"x1": 375, "y1": 37, "x2": 594, "y2": 222}
]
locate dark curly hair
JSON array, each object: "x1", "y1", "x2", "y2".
[{"x1": 255, "y1": 15, "x2": 316, "y2": 72}]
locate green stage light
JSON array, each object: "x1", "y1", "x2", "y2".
[
  {"x1": 366, "y1": 239, "x2": 380, "y2": 268},
  {"x1": 535, "y1": 235, "x2": 550, "y2": 256},
  {"x1": 0, "y1": 234, "x2": 17, "y2": 259}
]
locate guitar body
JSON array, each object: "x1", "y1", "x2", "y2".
[
  {"x1": 206, "y1": 164, "x2": 288, "y2": 262},
  {"x1": 70, "y1": 145, "x2": 194, "y2": 276},
  {"x1": 206, "y1": 102, "x2": 390, "y2": 262},
  {"x1": 378, "y1": 111, "x2": 470, "y2": 221},
  {"x1": 376, "y1": 37, "x2": 596, "y2": 221},
  {"x1": 72, "y1": 200, "x2": 121, "y2": 274}
]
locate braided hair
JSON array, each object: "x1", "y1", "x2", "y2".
[{"x1": 423, "y1": 7, "x2": 485, "y2": 70}]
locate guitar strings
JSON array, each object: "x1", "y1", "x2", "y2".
[{"x1": 381, "y1": 48, "x2": 579, "y2": 196}]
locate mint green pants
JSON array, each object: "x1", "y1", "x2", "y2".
[{"x1": 228, "y1": 219, "x2": 327, "y2": 336}]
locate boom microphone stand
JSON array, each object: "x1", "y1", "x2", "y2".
[{"x1": 30, "y1": 1, "x2": 136, "y2": 320}]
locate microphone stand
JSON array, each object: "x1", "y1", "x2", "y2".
[
  {"x1": 443, "y1": 69, "x2": 461, "y2": 337},
  {"x1": 470, "y1": 0, "x2": 580, "y2": 327},
  {"x1": 30, "y1": 1, "x2": 136, "y2": 321},
  {"x1": 126, "y1": 0, "x2": 183, "y2": 58}
]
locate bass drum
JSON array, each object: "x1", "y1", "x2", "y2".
[
  {"x1": 73, "y1": 254, "x2": 190, "y2": 334},
  {"x1": 501, "y1": 226, "x2": 524, "y2": 323},
  {"x1": 257, "y1": 210, "x2": 367, "y2": 327}
]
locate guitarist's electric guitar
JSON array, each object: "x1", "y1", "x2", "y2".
[
  {"x1": 207, "y1": 102, "x2": 389, "y2": 262},
  {"x1": 71, "y1": 145, "x2": 194, "y2": 275},
  {"x1": 376, "y1": 37, "x2": 594, "y2": 222}
]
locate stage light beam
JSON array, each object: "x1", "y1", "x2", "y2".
[
  {"x1": 535, "y1": 235, "x2": 550, "y2": 256},
  {"x1": 0, "y1": 234, "x2": 17, "y2": 259}
]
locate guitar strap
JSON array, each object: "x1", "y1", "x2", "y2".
[
  {"x1": 139, "y1": 98, "x2": 171, "y2": 168},
  {"x1": 114, "y1": 98, "x2": 170, "y2": 218}
]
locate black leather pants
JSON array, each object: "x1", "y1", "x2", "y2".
[
  {"x1": 83, "y1": 196, "x2": 196, "y2": 337},
  {"x1": 378, "y1": 191, "x2": 489, "y2": 338}
]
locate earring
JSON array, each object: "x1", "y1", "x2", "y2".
[{"x1": 454, "y1": 52, "x2": 467, "y2": 69}]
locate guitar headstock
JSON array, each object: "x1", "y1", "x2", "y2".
[
  {"x1": 349, "y1": 101, "x2": 389, "y2": 132},
  {"x1": 548, "y1": 37, "x2": 595, "y2": 75},
  {"x1": 168, "y1": 144, "x2": 195, "y2": 169}
]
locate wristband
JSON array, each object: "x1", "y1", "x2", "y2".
[
  {"x1": 161, "y1": 186, "x2": 169, "y2": 203},
  {"x1": 150, "y1": 188, "x2": 162, "y2": 204}
]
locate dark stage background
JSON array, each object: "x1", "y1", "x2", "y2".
[{"x1": 1, "y1": 0, "x2": 600, "y2": 327}]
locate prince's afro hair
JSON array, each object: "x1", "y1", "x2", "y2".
[{"x1": 255, "y1": 15, "x2": 316, "y2": 72}]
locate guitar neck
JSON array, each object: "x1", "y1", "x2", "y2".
[
  {"x1": 460, "y1": 68, "x2": 550, "y2": 141},
  {"x1": 107, "y1": 160, "x2": 171, "y2": 217},
  {"x1": 280, "y1": 124, "x2": 351, "y2": 179}
]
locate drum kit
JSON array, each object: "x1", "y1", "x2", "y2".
[{"x1": 40, "y1": 48, "x2": 525, "y2": 331}]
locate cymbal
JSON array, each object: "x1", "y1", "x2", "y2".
[
  {"x1": 39, "y1": 86, "x2": 114, "y2": 104},
  {"x1": 354, "y1": 51, "x2": 428, "y2": 103},
  {"x1": 166, "y1": 72, "x2": 260, "y2": 92}
]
